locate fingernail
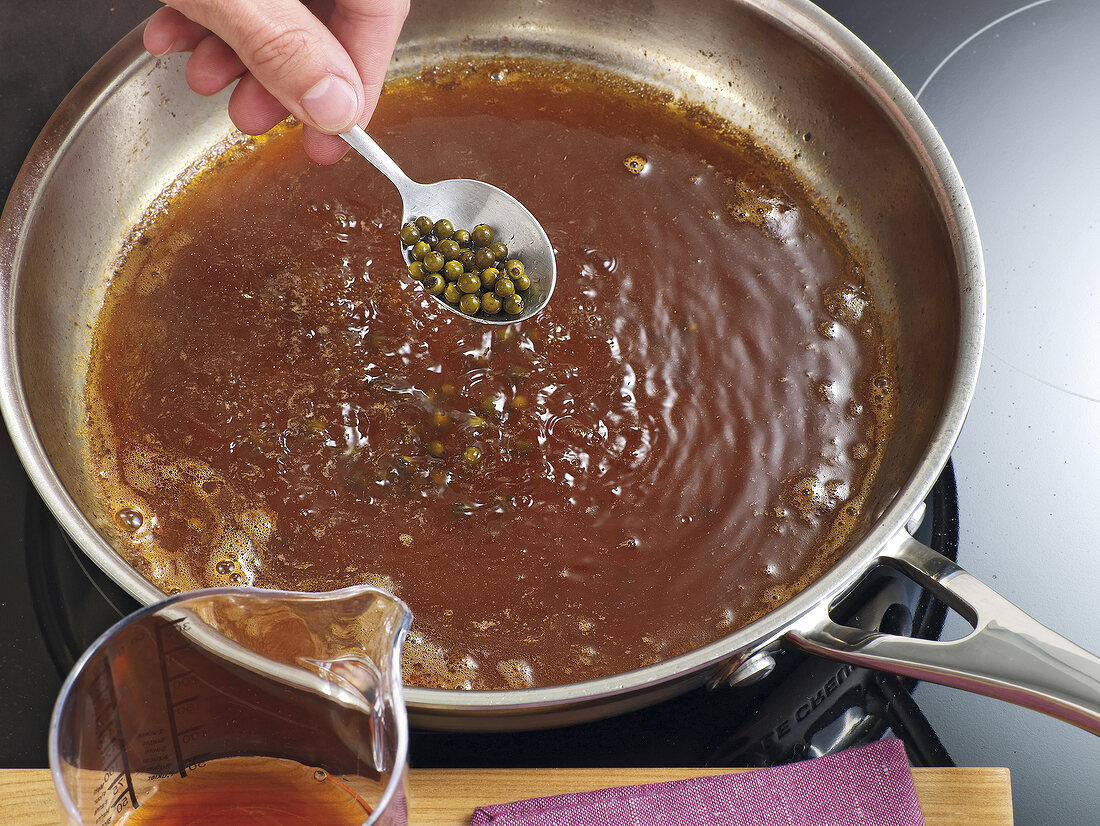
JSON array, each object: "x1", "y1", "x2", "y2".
[
  {"x1": 149, "y1": 37, "x2": 181, "y2": 57},
  {"x1": 300, "y1": 75, "x2": 359, "y2": 133}
]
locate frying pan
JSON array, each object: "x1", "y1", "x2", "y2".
[{"x1": 3, "y1": 0, "x2": 1100, "y2": 732}]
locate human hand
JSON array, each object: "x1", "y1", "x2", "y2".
[{"x1": 143, "y1": 0, "x2": 409, "y2": 163}]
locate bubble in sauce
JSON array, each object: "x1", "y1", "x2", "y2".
[
  {"x1": 115, "y1": 508, "x2": 144, "y2": 531},
  {"x1": 362, "y1": 572, "x2": 398, "y2": 594},
  {"x1": 823, "y1": 282, "x2": 869, "y2": 324},
  {"x1": 240, "y1": 507, "x2": 274, "y2": 544},
  {"x1": 401, "y1": 629, "x2": 479, "y2": 690},
  {"x1": 869, "y1": 371, "x2": 894, "y2": 413},
  {"x1": 789, "y1": 475, "x2": 828, "y2": 519},
  {"x1": 496, "y1": 659, "x2": 536, "y2": 689},
  {"x1": 716, "y1": 608, "x2": 737, "y2": 630},
  {"x1": 623, "y1": 154, "x2": 648, "y2": 175},
  {"x1": 576, "y1": 646, "x2": 598, "y2": 667}
]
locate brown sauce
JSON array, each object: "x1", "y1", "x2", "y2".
[
  {"x1": 85, "y1": 60, "x2": 895, "y2": 689},
  {"x1": 118, "y1": 758, "x2": 373, "y2": 825}
]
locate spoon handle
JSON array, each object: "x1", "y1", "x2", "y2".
[{"x1": 340, "y1": 126, "x2": 418, "y2": 200}]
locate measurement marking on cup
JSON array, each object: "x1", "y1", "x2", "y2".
[
  {"x1": 185, "y1": 751, "x2": 216, "y2": 768},
  {"x1": 154, "y1": 618, "x2": 194, "y2": 778},
  {"x1": 96, "y1": 659, "x2": 138, "y2": 812},
  {"x1": 110, "y1": 787, "x2": 134, "y2": 811},
  {"x1": 159, "y1": 616, "x2": 192, "y2": 656}
]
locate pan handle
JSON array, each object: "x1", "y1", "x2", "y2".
[{"x1": 786, "y1": 530, "x2": 1100, "y2": 735}]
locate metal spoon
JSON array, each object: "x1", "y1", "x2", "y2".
[{"x1": 340, "y1": 125, "x2": 556, "y2": 324}]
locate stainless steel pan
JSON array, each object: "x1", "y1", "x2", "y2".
[{"x1": 3, "y1": 0, "x2": 1100, "y2": 732}]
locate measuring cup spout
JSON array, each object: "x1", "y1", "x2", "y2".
[{"x1": 50, "y1": 585, "x2": 412, "y2": 826}]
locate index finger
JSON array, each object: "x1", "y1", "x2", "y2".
[{"x1": 162, "y1": 0, "x2": 365, "y2": 133}]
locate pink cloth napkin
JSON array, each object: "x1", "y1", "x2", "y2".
[{"x1": 469, "y1": 739, "x2": 925, "y2": 826}]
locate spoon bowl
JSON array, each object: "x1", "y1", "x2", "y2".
[{"x1": 341, "y1": 126, "x2": 556, "y2": 324}]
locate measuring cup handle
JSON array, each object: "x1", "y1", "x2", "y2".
[{"x1": 787, "y1": 530, "x2": 1100, "y2": 735}]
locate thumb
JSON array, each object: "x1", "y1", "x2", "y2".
[
  {"x1": 301, "y1": 0, "x2": 409, "y2": 161},
  {"x1": 165, "y1": 0, "x2": 364, "y2": 133}
]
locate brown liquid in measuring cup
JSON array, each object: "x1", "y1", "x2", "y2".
[
  {"x1": 118, "y1": 758, "x2": 372, "y2": 825},
  {"x1": 85, "y1": 60, "x2": 896, "y2": 690}
]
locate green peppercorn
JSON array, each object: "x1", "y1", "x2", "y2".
[
  {"x1": 408, "y1": 261, "x2": 426, "y2": 279},
  {"x1": 459, "y1": 293, "x2": 481, "y2": 315},
  {"x1": 480, "y1": 266, "x2": 500, "y2": 289},
  {"x1": 458, "y1": 272, "x2": 482, "y2": 294},
  {"x1": 503, "y1": 293, "x2": 524, "y2": 315},
  {"x1": 433, "y1": 219, "x2": 454, "y2": 239},
  {"x1": 443, "y1": 259, "x2": 465, "y2": 281},
  {"x1": 471, "y1": 224, "x2": 494, "y2": 247},
  {"x1": 494, "y1": 277, "x2": 516, "y2": 297},
  {"x1": 459, "y1": 249, "x2": 476, "y2": 269},
  {"x1": 453, "y1": 229, "x2": 471, "y2": 246},
  {"x1": 423, "y1": 251, "x2": 446, "y2": 273},
  {"x1": 423, "y1": 274, "x2": 445, "y2": 295},
  {"x1": 399, "y1": 223, "x2": 421, "y2": 246},
  {"x1": 503, "y1": 258, "x2": 524, "y2": 279},
  {"x1": 512, "y1": 272, "x2": 532, "y2": 292},
  {"x1": 463, "y1": 445, "x2": 483, "y2": 464},
  {"x1": 427, "y1": 440, "x2": 445, "y2": 458},
  {"x1": 489, "y1": 241, "x2": 508, "y2": 261},
  {"x1": 411, "y1": 240, "x2": 432, "y2": 261},
  {"x1": 437, "y1": 238, "x2": 461, "y2": 260},
  {"x1": 443, "y1": 282, "x2": 462, "y2": 303},
  {"x1": 481, "y1": 292, "x2": 502, "y2": 314},
  {"x1": 474, "y1": 247, "x2": 496, "y2": 270},
  {"x1": 415, "y1": 215, "x2": 435, "y2": 235}
]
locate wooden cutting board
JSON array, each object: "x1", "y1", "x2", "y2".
[{"x1": 0, "y1": 767, "x2": 1012, "y2": 824}]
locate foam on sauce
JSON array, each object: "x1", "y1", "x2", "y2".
[{"x1": 84, "y1": 60, "x2": 896, "y2": 689}]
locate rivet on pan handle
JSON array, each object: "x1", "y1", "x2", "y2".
[
  {"x1": 786, "y1": 529, "x2": 1100, "y2": 736},
  {"x1": 707, "y1": 649, "x2": 780, "y2": 691}
]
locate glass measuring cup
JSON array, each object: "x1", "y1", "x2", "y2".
[{"x1": 49, "y1": 585, "x2": 411, "y2": 826}]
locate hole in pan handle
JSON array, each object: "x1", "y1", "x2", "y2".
[{"x1": 786, "y1": 530, "x2": 1100, "y2": 736}]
